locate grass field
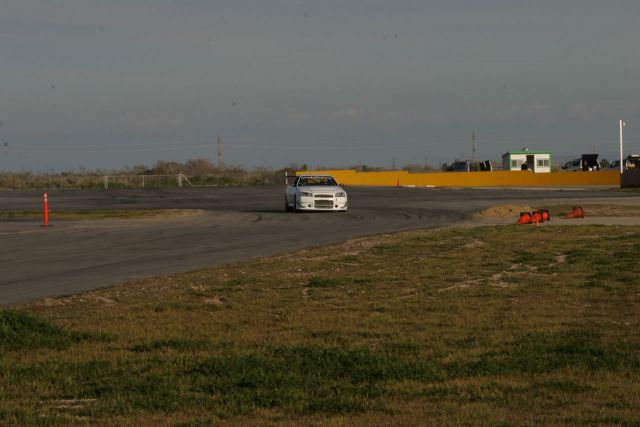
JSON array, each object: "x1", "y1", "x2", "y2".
[{"x1": 1, "y1": 224, "x2": 639, "y2": 426}]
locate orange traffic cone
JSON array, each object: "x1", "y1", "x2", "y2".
[
  {"x1": 531, "y1": 211, "x2": 542, "y2": 225},
  {"x1": 516, "y1": 212, "x2": 532, "y2": 224},
  {"x1": 396, "y1": 179, "x2": 400, "y2": 187},
  {"x1": 539, "y1": 209, "x2": 551, "y2": 222},
  {"x1": 562, "y1": 206, "x2": 584, "y2": 219}
]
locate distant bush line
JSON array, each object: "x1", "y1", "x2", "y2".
[{"x1": 0, "y1": 159, "x2": 297, "y2": 190}]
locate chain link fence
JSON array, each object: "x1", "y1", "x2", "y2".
[{"x1": 0, "y1": 170, "x2": 285, "y2": 190}]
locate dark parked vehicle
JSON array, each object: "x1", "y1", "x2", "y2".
[
  {"x1": 447, "y1": 160, "x2": 493, "y2": 172},
  {"x1": 562, "y1": 154, "x2": 601, "y2": 171},
  {"x1": 626, "y1": 155, "x2": 640, "y2": 169}
]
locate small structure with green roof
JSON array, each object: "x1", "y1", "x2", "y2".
[{"x1": 502, "y1": 149, "x2": 551, "y2": 173}]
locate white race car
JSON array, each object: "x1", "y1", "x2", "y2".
[{"x1": 285, "y1": 175, "x2": 348, "y2": 212}]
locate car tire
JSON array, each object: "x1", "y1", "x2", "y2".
[
  {"x1": 292, "y1": 195, "x2": 298, "y2": 212},
  {"x1": 285, "y1": 196, "x2": 291, "y2": 212}
]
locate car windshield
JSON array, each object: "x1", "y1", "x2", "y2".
[{"x1": 297, "y1": 176, "x2": 337, "y2": 186}]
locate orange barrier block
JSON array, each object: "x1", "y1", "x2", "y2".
[{"x1": 296, "y1": 169, "x2": 620, "y2": 188}]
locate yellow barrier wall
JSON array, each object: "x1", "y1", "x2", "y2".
[{"x1": 296, "y1": 169, "x2": 620, "y2": 187}]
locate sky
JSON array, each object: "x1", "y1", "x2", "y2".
[{"x1": 1, "y1": 0, "x2": 639, "y2": 172}]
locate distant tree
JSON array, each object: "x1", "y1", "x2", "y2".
[
  {"x1": 402, "y1": 163, "x2": 423, "y2": 172},
  {"x1": 349, "y1": 164, "x2": 383, "y2": 172},
  {"x1": 600, "y1": 158, "x2": 611, "y2": 168},
  {"x1": 184, "y1": 158, "x2": 217, "y2": 176},
  {"x1": 281, "y1": 163, "x2": 301, "y2": 178},
  {"x1": 153, "y1": 160, "x2": 183, "y2": 175},
  {"x1": 122, "y1": 164, "x2": 149, "y2": 175},
  {"x1": 403, "y1": 163, "x2": 436, "y2": 172}
]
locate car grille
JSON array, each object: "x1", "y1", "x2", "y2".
[
  {"x1": 314, "y1": 199, "x2": 334, "y2": 208},
  {"x1": 314, "y1": 194, "x2": 333, "y2": 199}
]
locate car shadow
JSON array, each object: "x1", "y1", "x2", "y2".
[
  {"x1": 241, "y1": 209, "x2": 289, "y2": 214},
  {"x1": 241, "y1": 209, "x2": 342, "y2": 214}
]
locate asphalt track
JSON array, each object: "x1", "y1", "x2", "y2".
[{"x1": 1, "y1": 186, "x2": 638, "y2": 305}]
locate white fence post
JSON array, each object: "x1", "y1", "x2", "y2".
[
  {"x1": 104, "y1": 176, "x2": 108, "y2": 189},
  {"x1": 178, "y1": 172, "x2": 183, "y2": 188}
]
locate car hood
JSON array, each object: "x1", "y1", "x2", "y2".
[{"x1": 298, "y1": 186, "x2": 345, "y2": 194}]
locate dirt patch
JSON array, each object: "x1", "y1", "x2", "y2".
[
  {"x1": 488, "y1": 272, "x2": 513, "y2": 288},
  {"x1": 38, "y1": 297, "x2": 73, "y2": 307},
  {"x1": 465, "y1": 203, "x2": 640, "y2": 227},
  {"x1": 439, "y1": 283, "x2": 475, "y2": 291},
  {"x1": 463, "y1": 238, "x2": 485, "y2": 249},
  {"x1": 94, "y1": 296, "x2": 116, "y2": 306},
  {"x1": 203, "y1": 296, "x2": 226, "y2": 306},
  {"x1": 47, "y1": 398, "x2": 97, "y2": 409},
  {"x1": 472, "y1": 204, "x2": 532, "y2": 220}
]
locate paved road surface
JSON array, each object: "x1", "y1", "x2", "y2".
[{"x1": 0, "y1": 186, "x2": 637, "y2": 305}]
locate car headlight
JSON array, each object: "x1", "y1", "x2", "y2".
[
  {"x1": 335, "y1": 192, "x2": 346, "y2": 197},
  {"x1": 300, "y1": 192, "x2": 313, "y2": 197}
]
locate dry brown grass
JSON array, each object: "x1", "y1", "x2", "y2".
[
  {"x1": 1, "y1": 225, "x2": 639, "y2": 425},
  {"x1": 473, "y1": 203, "x2": 640, "y2": 220},
  {"x1": 545, "y1": 204, "x2": 640, "y2": 217}
]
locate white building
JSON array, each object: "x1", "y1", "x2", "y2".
[{"x1": 502, "y1": 150, "x2": 551, "y2": 173}]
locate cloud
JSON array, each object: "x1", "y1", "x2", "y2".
[
  {"x1": 566, "y1": 103, "x2": 602, "y2": 123},
  {"x1": 337, "y1": 107, "x2": 364, "y2": 120}
]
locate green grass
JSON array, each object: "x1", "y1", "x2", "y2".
[
  {"x1": 306, "y1": 276, "x2": 372, "y2": 288},
  {"x1": 130, "y1": 338, "x2": 210, "y2": 353},
  {"x1": 0, "y1": 309, "x2": 75, "y2": 351},
  {"x1": 2, "y1": 225, "x2": 640, "y2": 425}
]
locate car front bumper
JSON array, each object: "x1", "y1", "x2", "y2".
[{"x1": 297, "y1": 197, "x2": 348, "y2": 211}]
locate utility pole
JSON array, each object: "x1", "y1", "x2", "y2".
[
  {"x1": 619, "y1": 120, "x2": 625, "y2": 175},
  {"x1": 217, "y1": 135, "x2": 223, "y2": 170},
  {"x1": 471, "y1": 130, "x2": 476, "y2": 162}
]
